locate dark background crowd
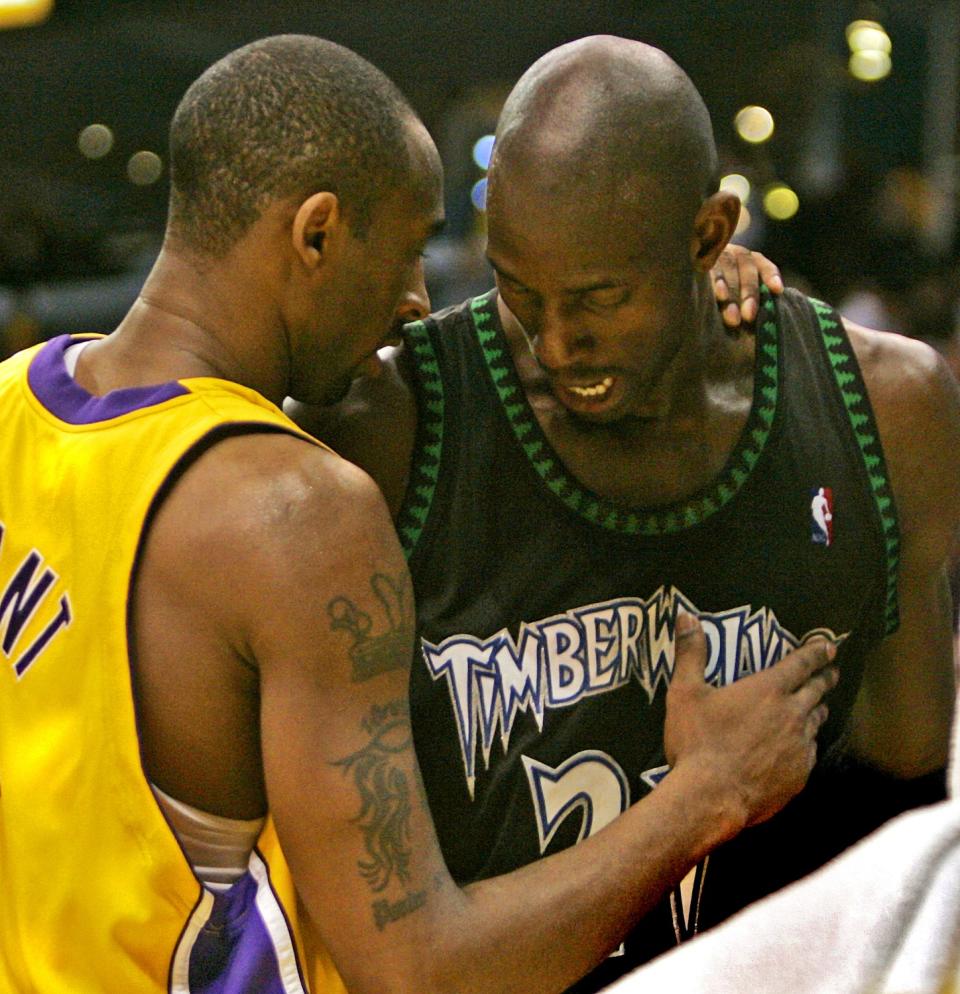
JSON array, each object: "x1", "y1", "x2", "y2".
[{"x1": 1, "y1": 0, "x2": 958, "y2": 376}]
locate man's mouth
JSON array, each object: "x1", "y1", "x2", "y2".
[
  {"x1": 551, "y1": 374, "x2": 627, "y2": 419},
  {"x1": 567, "y1": 376, "x2": 614, "y2": 399}
]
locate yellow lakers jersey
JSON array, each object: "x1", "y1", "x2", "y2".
[{"x1": 0, "y1": 335, "x2": 347, "y2": 994}]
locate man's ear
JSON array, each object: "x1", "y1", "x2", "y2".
[
  {"x1": 292, "y1": 191, "x2": 342, "y2": 270},
  {"x1": 689, "y1": 191, "x2": 741, "y2": 271}
]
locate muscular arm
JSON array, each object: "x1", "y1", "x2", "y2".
[
  {"x1": 143, "y1": 430, "x2": 837, "y2": 994},
  {"x1": 844, "y1": 321, "x2": 960, "y2": 776}
]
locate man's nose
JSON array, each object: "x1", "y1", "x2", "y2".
[
  {"x1": 395, "y1": 258, "x2": 430, "y2": 324},
  {"x1": 531, "y1": 302, "x2": 595, "y2": 369}
]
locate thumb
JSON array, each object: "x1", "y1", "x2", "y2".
[{"x1": 671, "y1": 611, "x2": 707, "y2": 687}]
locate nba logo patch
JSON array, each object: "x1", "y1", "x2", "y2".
[{"x1": 810, "y1": 486, "x2": 834, "y2": 546}]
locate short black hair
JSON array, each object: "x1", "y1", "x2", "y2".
[{"x1": 167, "y1": 34, "x2": 415, "y2": 256}]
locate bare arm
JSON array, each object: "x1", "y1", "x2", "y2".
[
  {"x1": 163, "y1": 433, "x2": 834, "y2": 994},
  {"x1": 844, "y1": 321, "x2": 960, "y2": 776}
]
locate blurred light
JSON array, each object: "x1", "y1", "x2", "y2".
[
  {"x1": 472, "y1": 134, "x2": 496, "y2": 171},
  {"x1": 720, "y1": 173, "x2": 751, "y2": 204},
  {"x1": 849, "y1": 49, "x2": 892, "y2": 82},
  {"x1": 78, "y1": 124, "x2": 114, "y2": 160},
  {"x1": 0, "y1": 0, "x2": 53, "y2": 29},
  {"x1": 127, "y1": 151, "x2": 163, "y2": 186},
  {"x1": 734, "y1": 204, "x2": 753, "y2": 236},
  {"x1": 763, "y1": 183, "x2": 800, "y2": 221},
  {"x1": 846, "y1": 19, "x2": 892, "y2": 54},
  {"x1": 470, "y1": 177, "x2": 488, "y2": 211},
  {"x1": 734, "y1": 106, "x2": 774, "y2": 144}
]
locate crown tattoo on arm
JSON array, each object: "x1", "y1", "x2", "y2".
[{"x1": 327, "y1": 572, "x2": 414, "y2": 682}]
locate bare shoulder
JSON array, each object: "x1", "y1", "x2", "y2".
[
  {"x1": 844, "y1": 319, "x2": 960, "y2": 552},
  {"x1": 284, "y1": 342, "x2": 417, "y2": 518},
  {"x1": 132, "y1": 429, "x2": 406, "y2": 816},
  {"x1": 179, "y1": 430, "x2": 397, "y2": 584}
]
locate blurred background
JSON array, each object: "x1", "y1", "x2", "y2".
[{"x1": 0, "y1": 0, "x2": 958, "y2": 370}]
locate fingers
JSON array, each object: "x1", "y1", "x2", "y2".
[
  {"x1": 711, "y1": 268, "x2": 740, "y2": 330},
  {"x1": 805, "y1": 702, "x2": 830, "y2": 740},
  {"x1": 792, "y1": 662, "x2": 840, "y2": 719},
  {"x1": 801, "y1": 701, "x2": 830, "y2": 772},
  {"x1": 710, "y1": 247, "x2": 737, "y2": 328},
  {"x1": 755, "y1": 253, "x2": 784, "y2": 296},
  {"x1": 711, "y1": 245, "x2": 753, "y2": 328},
  {"x1": 719, "y1": 295, "x2": 742, "y2": 329},
  {"x1": 711, "y1": 247, "x2": 785, "y2": 329},
  {"x1": 735, "y1": 251, "x2": 761, "y2": 324},
  {"x1": 671, "y1": 611, "x2": 708, "y2": 688},
  {"x1": 772, "y1": 637, "x2": 838, "y2": 694}
]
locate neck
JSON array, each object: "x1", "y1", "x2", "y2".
[
  {"x1": 78, "y1": 247, "x2": 289, "y2": 407},
  {"x1": 654, "y1": 273, "x2": 743, "y2": 426}
]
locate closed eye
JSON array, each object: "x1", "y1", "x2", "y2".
[{"x1": 582, "y1": 285, "x2": 630, "y2": 309}]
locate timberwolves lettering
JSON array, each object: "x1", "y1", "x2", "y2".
[
  {"x1": 421, "y1": 585, "x2": 841, "y2": 795},
  {"x1": 0, "y1": 522, "x2": 72, "y2": 678}
]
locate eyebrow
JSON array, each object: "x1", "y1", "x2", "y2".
[
  {"x1": 486, "y1": 256, "x2": 520, "y2": 284},
  {"x1": 486, "y1": 257, "x2": 627, "y2": 295}
]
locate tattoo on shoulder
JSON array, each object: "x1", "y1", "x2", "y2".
[
  {"x1": 327, "y1": 571, "x2": 413, "y2": 682},
  {"x1": 333, "y1": 699, "x2": 416, "y2": 894}
]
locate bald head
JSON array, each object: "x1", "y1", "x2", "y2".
[{"x1": 488, "y1": 36, "x2": 719, "y2": 253}]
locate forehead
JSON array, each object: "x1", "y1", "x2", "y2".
[{"x1": 486, "y1": 164, "x2": 681, "y2": 287}]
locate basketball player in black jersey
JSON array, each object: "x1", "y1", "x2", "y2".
[{"x1": 290, "y1": 35, "x2": 960, "y2": 991}]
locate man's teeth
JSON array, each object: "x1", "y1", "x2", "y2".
[{"x1": 568, "y1": 377, "x2": 614, "y2": 398}]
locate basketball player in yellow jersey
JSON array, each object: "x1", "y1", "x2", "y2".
[{"x1": 0, "y1": 35, "x2": 840, "y2": 994}]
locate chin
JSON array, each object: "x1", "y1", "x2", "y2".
[
  {"x1": 321, "y1": 378, "x2": 354, "y2": 406},
  {"x1": 566, "y1": 405, "x2": 631, "y2": 429},
  {"x1": 289, "y1": 376, "x2": 352, "y2": 409}
]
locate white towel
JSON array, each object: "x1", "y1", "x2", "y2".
[{"x1": 604, "y1": 800, "x2": 960, "y2": 993}]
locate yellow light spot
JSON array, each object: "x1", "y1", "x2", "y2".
[
  {"x1": 127, "y1": 151, "x2": 163, "y2": 186},
  {"x1": 734, "y1": 204, "x2": 753, "y2": 236},
  {"x1": 734, "y1": 106, "x2": 775, "y2": 145},
  {"x1": 763, "y1": 183, "x2": 800, "y2": 221},
  {"x1": 846, "y1": 19, "x2": 892, "y2": 54},
  {"x1": 849, "y1": 49, "x2": 892, "y2": 82},
  {"x1": 78, "y1": 124, "x2": 114, "y2": 160},
  {"x1": 0, "y1": 0, "x2": 53, "y2": 29},
  {"x1": 720, "y1": 173, "x2": 751, "y2": 204}
]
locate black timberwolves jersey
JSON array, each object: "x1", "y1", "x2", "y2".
[{"x1": 400, "y1": 288, "x2": 899, "y2": 990}]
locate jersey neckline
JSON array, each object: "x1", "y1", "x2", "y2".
[
  {"x1": 470, "y1": 288, "x2": 781, "y2": 536},
  {"x1": 28, "y1": 334, "x2": 189, "y2": 426}
]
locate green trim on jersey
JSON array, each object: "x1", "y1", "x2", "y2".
[
  {"x1": 810, "y1": 297, "x2": 901, "y2": 635},
  {"x1": 470, "y1": 288, "x2": 781, "y2": 536},
  {"x1": 397, "y1": 319, "x2": 444, "y2": 558}
]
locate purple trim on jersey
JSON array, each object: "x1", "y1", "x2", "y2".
[
  {"x1": 28, "y1": 334, "x2": 189, "y2": 425},
  {"x1": 188, "y1": 873, "x2": 288, "y2": 994}
]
